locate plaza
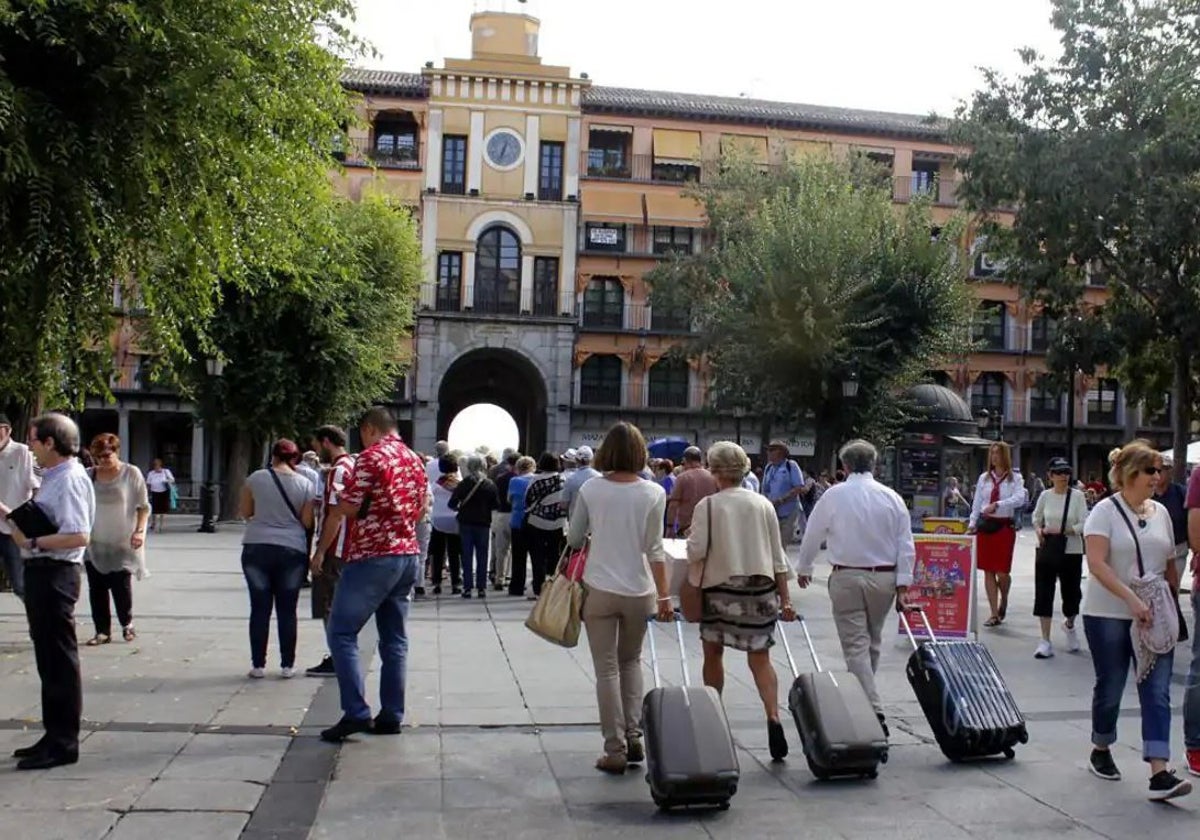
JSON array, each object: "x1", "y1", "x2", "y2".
[{"x1": 0, "y1": 517, "x2": 1193, "y2": 839}]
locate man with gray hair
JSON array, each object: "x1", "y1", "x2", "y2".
[
  {"x1": 794, "y1": 439, "x2": 914, "y2": 734},
  {"x1": 561, "y1": 445, "x2": 599, "y2": 517},
  {"x1": 426, "y1": 440, "x2": 450, "y2": 483},
  {"x1": 666, "y1": 445, "x2": 718, "y2": 537}
]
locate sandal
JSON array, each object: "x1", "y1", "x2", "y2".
[
  {"x1": 984, "y1": 616, "x2": 1002, "y2": 627},
  {"x1": 122, "y1": 626, "x2": 137, "y2": 642},
  {"x1": 595, "y1": 753, "x2": 628, "y2": 775},
  {"x1": 86, "y1": 634, "x2": 111, "y2": 646}
]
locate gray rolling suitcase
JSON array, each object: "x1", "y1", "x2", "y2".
[
  {"x1": 642, "y1": 615, "x2": 739, "y2": 811},
  {"x1": 778, "y1": 616, "x2": 888, "y2": 780}
]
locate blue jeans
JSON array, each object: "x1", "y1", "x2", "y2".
[
  {"x1": 1084, "y1": 614, "x2": 1175, "y2": 761},
  {"x1": 241, "y1": 543, "x2": 306, "y2": 669},
  {"x1": 460, "y1": 524, "x2": 490, "y2": 592},
  {"x1": 327, "y1": 554, "x2": 419, "y2": 723},
  {"x1": 1184, "y1": 591, "x2": 1200, "y2": 750}
]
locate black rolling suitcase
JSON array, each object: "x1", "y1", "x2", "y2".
[
  {"x1": 900, "y1": 608, "x2": 1028, "y2": 762},
  {"x1": 778, "y1": 616, "x2": 888, "y2": 780},
  {"x1": 642, "y1": 615, "x2": 739, "y2": 811}
]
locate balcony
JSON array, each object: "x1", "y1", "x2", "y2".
[
  {"x1": 582, "y1": 152, "x2": 704, "y2": 184},
  {"x1": 578, "y1": 302, "x2": 694, "y2": 334},
  {"x1": 338, "y1": 138, "x2": 422, "y2": 170},
  {"x1": 110, "y1": 362, "x2": 176, "y2": 394},
  {"x1": 576, "y1": 382, "x2": 707, "y2": 411},
  {"x1": 580, "y1": 224, "x2": 702, "y2": 258},
  {"x1": 418, "y1": 284, "x2": 575, "y2": 319},
  {"x1": 892, "y1": 174, "x2": 959, "y2": 206}
]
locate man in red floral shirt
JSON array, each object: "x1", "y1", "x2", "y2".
[{"x1": 319, "y1": 408, "x2": 428, "y2": 743}]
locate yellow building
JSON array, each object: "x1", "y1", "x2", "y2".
[{"x1": 334, "y1": 9, "x2": 1167, "y2": 476}]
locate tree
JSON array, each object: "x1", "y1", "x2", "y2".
[
  {"x1": 183, "y1": 197, "x2": 422, "y2": 508},
  {"x1": 955, "y1": 0, "x2": 1200, "y2": 477},
  {"x1": 647, "y1": 153, "x2": 974, "y2": 465},
  {"x1": 0, "y1": 0, "x2": 358, "y2": 420}
]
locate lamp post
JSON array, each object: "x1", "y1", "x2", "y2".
[
  {"x1": 198, "y1": 357, "x2": 225, "y2": 534},
  {"x1": 842, "y1": 371, "x2": 860, "y2": 400},
  {"x1": 733, "y1": 405, "x2": 746, "y2": 446},
  {"x1": 977, "y1": 408, "x2": 1004, "y2": 442}
]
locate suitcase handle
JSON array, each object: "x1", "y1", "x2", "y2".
[
  {"x1": 898, "y1": 606, "x2": 937, "y2": 649},
  {"x1": 645, "y1": 615, "x2": 663, "y2": 690},
  {"x1": 776, "y1": 615, "x2": 823, "y2": 677},
  {"x1": 673, "y1": 611, "x2": 692, "y2": 687},
  {"x1": 644, "y1": 611, "x2": 691, "y2": 688}
]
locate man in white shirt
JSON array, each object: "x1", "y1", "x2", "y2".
[
  {"x1": 0, "y1": 413, "x2": 38, "y2": 600},
  {"x1": 794, "y1": 439, "x2": 914, "y2": 732},
  {"x1": 425, "y1": 441, "x2": 450, "y2": 484}
]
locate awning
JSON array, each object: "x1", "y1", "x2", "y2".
[
  {"x1": 653, "y1": 129, "x2": 701, "y2": 163},
  {"x1": 589, "y1": 123, "x2": 633, "y2": 134},
  {"x1": 946, "y1": 434, "x2": 995, "y2": 447},
  {"x1": 720, "y1": 134, "x2": 769, "y2": 164},
  {"x1": 580, "y1": 189, "x2": 644, "y2": 222},
  {"x1": 643, "y1": 191, "x2": 704, "y2": 224}
]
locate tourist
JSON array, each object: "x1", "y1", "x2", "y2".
[
  {"x1": 449, "y1": 453, "x2": 500, "y2": 599},
  {"x1": 969, "y1": 442, "x2": 1027, "y2": 627},
  {"x1": 653, "y1": 458, "x2": 675, "y2": 498},
  {"x1": 238, "y1": 439, "x2": 314, "y2": 679},
  {"x1": 1152, "y1": 466, "x2": 1188, "y2": 584},
  {"x1": 321, "y1": 408, "x2": 427, "y2": 742},
  {"x1": 426, "y1": 440, "x2": 450, "y2": 483},
  {"x1": 524, "y1": 453, "x2": 566, "y2": 599},
  {"x1": 305, "y1": 426, "x2": 355, "y2": 677},
  {"x1": 506, "y1": 456, "x2": 536, "y2": 597},
  {"x1": 687, "y1": 441, "x2": 795, "y2": 761},
  {"x1": 1030, "y1": 457, "x2": 1087, "y2": 659},
  {"x1": 943, "y1": 476, "x2": 969, "y2": 518},
  {"x1": 666, "y1": 446, "x2": 718, "y2": 537},
  {"x1": 760, "y1": 440, "x2": 806, "y2": 548},
  {"x1": 83, "y1": 433, "x2": 149, "y2": 646},
  {"x1": 489, "y1": 453, "x2": 517, "y2": 592},
  {"x1": 562, "y1": 445, "x2": 599, "y2": 517},
  {"x1": 428, "y1": 453, "x2": 463, "y2": 595},
  {"x1": 0, "y1": 413, "x2": 38, "y2": 601},
  {"x1": 145, "y1": 457, "x2": 175, "y2": 534},
  {"x1": 1082, "y1": 441, "x2": 1189, "y2": 800},
  {"x1": 795, "y1": 439, "x2": 913, "y2": 735},
  {"x1": 0, "y1": 413, "x2": 94, "y2": 769},
  {"x1": 567, "y1": 422, "x2": 672, "y2": 774}
]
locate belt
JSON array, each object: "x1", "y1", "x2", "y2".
[
  {"x1": 25, "y1": 555, "x2": 76, "y2": 568},
  {"x1": 831, "y1": 564, "x2": 896, "y2": 573}
]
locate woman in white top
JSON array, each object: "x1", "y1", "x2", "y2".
[
  {"x1": 145, "y1": 458, "x2": 175, "y2": 534},
  {"x1": 1081, "y1": 441, "x2": 1189, "y2": 800},
  {"x1": 687, "y1": 441, "x2": 795, "y2": 762},
  {"x1": 968, "y1": 442, "x2": 1027, "y2": 627},
  {"x1": 567, "y1": 421, "x2": 671, "y2": 776},
  {"x1": 1030, "y1": 456, "x2": 1088, "y2": 659}
]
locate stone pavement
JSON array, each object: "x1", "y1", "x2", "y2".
[{"x1": 0, "y1": 518, "x2": 1196, "y2": 839}]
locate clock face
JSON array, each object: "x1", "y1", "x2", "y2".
[{"x1": 485, "y1": 129, "x2": 523, "y2": 169}]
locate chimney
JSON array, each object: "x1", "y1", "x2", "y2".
[{"x1": 469, "y1": 10, "x2": 540, "y2": 61}]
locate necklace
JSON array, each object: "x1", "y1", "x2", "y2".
[{"x1": 1119, "y1": 493, "x2": 1149, "y2": 528}]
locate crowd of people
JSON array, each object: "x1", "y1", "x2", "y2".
[{"x1": 0, "y1": 409, "x2": 1196, "y2": 801}]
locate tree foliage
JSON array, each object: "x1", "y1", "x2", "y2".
[
  {"x1": 955, "y1": 0, "x2": 1200, "y2": 472},
  {"x1": 647, "y1": 153, "x2": 974, "y2": 458},
  {"x1": 0, "y1": 0, "x2": 359, "y2": 414}
]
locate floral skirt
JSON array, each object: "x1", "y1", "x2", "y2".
[{"x1": 700, "y1": 575, "x2": 779, "y2": 652}]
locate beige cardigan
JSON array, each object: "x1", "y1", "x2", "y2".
[{"x1": 686, "y1": 487, "x2": 792, "y2": 588}]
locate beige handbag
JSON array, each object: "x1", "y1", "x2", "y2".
[{"x1": 525, "y1": 567, "x2": 583, "y2": 647}]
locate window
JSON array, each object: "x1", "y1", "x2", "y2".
[
  {"x1": 972, "y1": 301, "x2": 1006, "y2": 351},
  {"x1": 971, "y1": 236, "x2": 1007, "y2": 279},
  {"x1": 911, "y1": 161, "x2": 939, "y2": 198},
  {"x1": 653, "y1": 226, "x2": 694, "y2": 256},
  {"x1": 436, "y1": 252, "x2": 462, "y2": 312},
  {"x1": 971, "y1": 373, "x2": 1005, "y2": 418},
  {"x1": 533, "y1": 257, "x2": 559, "y2": 316},
  {"x1": 1087, "y1": 378, "x2": 1119, "y2": 424},
  {"x1": 1029, "y1": 383, "x2": 1062, "y2": 423},
  {"x1": 580, "y1": 355, "x2": 623, "y2": 406},
  {"x1": 587, "y1": 129, "x2": 631, "y2": 178},
  {"x1": 650, "y1": 305, "x2": 691, "y2": 332},
  {"x1": 584, "y1": 223, "x2": 626, "y2": 253},
  {"x1": 582, "y1": 278, "x2": 624, "y2": 328},
  {"x1": 474, "y1": 226, "x2": 520, "y2": 315},
  {"x1": 865, "y1": 151, "x2": 894, "y2": 189},
  {"x1": 538, "y1": 142, "x2": 564, "y2": 200},
  {"x1": 441, "y1": 135, "x2": 467, "y2": 194},
  {"x1": 1030, "y1": 313, "x2": 1057, "y2": 353},
  {"x1": 647, "y1": 358, "x2": 690, "y2": 409},
  {"x1": 373, "y1": 118, "x2": 418, "y2": 166}
]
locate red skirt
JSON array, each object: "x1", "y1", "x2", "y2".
[{"x1": 976, "y1": 523, "x2": 1016, "y2": 574}]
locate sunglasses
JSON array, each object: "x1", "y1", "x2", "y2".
[
  {"x1": 1049, "y1": 469, "x2": 1070, "y2": 476},
  {"x1": 1143, "y1": 467, "x2": 1164, "y2": 476}
]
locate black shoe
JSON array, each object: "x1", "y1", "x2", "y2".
[
  {"x1": 300, "y1": 576, "x2": 312, "y2": 589},
  {"x1": 877, "y1": 713, "x2": 890, "y2": 738},
  {"x1": 767, "y1": 719, "x2": 788, "y2": 761},
  {"x1": 626, "y1": 736, "x2": 645, "y2": 764},
  {"x1": 414, "y1": 586, "x2": 425, "y2": 597},
  {"x1": 320, "y1": 716, "x2": 372, "y2": 743},
  {"x1": 372, "y1": 715, "x2": 402, "y2": 735},
  {"x1": 462, "y1": 590, "x2": 473, "y2": 599},
  {"x1": 1149, "y1": 769, "x2": 1192, "y2": 801},
  {"x1": 493, "y1": 583, "x2": 504, "y2": 592},
  {"x1": 477, "y1": 589, "x2": 486, "y2": 599},
  {"x1": 12, "y1": 737, "x2": 46, "y2": 759},
  {"x1": 1089, "y1": 748, "x2": 1121, "y2": 781},
  {"x1": 16, "y1": 750, "x2": 77, "y2": 771},
  {"x1": 451, "y1": 586, "x2": 462, "y2": 595},
  {"x1": 305, "y1": 656, "x2": 336, "y2": 677},
  {"x1": 432, "y1": 586, "x2": 442, "y2": 595}
]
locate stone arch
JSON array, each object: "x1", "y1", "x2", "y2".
[
  {"x1": 437, "y1": 347, "x2": 549, "y2": 455},
  {"x1": 465, "y1": 209, "x2": 534, "y2": 245}
]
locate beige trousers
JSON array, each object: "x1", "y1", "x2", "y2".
[
  {"x1": 490, "y1": 511, "x2": 512, "y2": 583},
  {"x1": 827, "y1": 567, "x2": 898, "y2": 712},
  {"x1": 583, "y1": 587, "x2": 656, "y2": 756}
]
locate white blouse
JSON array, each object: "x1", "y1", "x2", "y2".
[{"x1": 968, "y1": 471, "x2": 1028, "y2": 528}]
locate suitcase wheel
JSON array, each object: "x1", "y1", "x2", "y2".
[
  {"x1": 863, "y1": 770, "x2": 878, "y2": 780},
  {"x1": 652, "y1": 794, "x2": 670, "y2": 811},
  {"x1": 1003, "y1": 747, "x2": 1015, "y2": 760},
  {"x1": 805, "y1": 755, "x2": 832, "y2": 781}
]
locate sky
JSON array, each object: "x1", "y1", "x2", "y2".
[{"x1": 346, "y1": 0, "x2": 1064, "y2": 116}]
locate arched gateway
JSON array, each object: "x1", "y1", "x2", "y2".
[{"x1": 436, "y1": 348, "x2": 549, "y2": 456}]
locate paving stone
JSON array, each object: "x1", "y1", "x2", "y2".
[
  {"x1": 132, "y1": 779, "x2": 265, "y2": 813},
  {"x1": 106, "y1": 812, "x2": 248, "y2": 840},
  {"x1": 0, "y1": 809, "x2": 118, "y2": 840}
]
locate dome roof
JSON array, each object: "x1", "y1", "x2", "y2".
[{"x1": 907, "y1": 384, "x2": 974, "y2": 423}]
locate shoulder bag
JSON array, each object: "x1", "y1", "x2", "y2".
[
  {"x1": 268, "y1": 469, "x2": 304, "y2": 525},
  {"x1": 452, "y1": 477, "x2": 484, "y2": 523},
  {"x1": 1112, "y1": 498, "x2": 1187, "y2": 644},
  {"x1": 1036, "y1": 491, "x2": 1073, "y2": 564},
  {"x1": 679, "y1": 497, "x2": 712, "y2": 623}
]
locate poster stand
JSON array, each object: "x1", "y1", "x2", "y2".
[{"x1": 896, "y1": 534, "x2": 978, "y2": 642}]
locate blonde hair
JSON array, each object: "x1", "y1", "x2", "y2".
[
  {"x1": 706, "y1": 441, "x2": 750, "y2": 483},
  {"x1": 515, "y1": 456, "x2": 536, "y2": 474},
  {"x1": 988, "y1": 441, "x2": 1013, "y2": 479},
  {"x1": 1107, "y1": 439, "x2": 1160, "y2": 490}
]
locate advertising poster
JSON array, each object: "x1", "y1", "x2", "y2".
[{"x1": 898, "y1": 534, "x2": 976, "y2": 640}]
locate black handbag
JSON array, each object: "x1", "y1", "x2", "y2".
[
  {"x1": 1036, "y1": 491, "x2": 1072, "y2": 564},
  {"x1": 976, "y1": 516, "x2": 1006, "y2": 535}
]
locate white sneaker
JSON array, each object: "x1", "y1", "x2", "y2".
[
  {"x1": 280, "y1": 667, "x2": 295, "y2": 679},
  {"x1": 1034, "y1": 640, "x2": 1054, "y2": 659},
  {"x1": 1064, "y1": 621, "x2": 1081, "y2": 652},
  {"x1": 247, "y1": 667, "x2": 266, "y2": 679}
]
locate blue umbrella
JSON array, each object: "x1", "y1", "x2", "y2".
[{"x1": 647, "y1": 437, "x2": 691, "y2": 463}]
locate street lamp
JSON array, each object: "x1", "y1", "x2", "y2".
[
  {"x1": 976, "y1": 408, "x2": 1004, "y2": 442},
  {"x1": 842, "y1": 371, "x2": 860, "y2": 399},
  {"x1": 733, "y1": 405, "x2": 746, "y2": 446},
  {"x1": 198, "y1": 357, "x2": 225, "y2": 534}
]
